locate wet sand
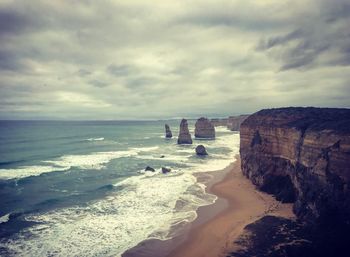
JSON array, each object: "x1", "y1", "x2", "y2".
[{"x1": 123, "y1": 157, "x2": 294, "y2": 257}]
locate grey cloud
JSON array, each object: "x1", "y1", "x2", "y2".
[
  {"x1": 175, "y1": 2, "x2": 291, "y2": 31},
  {"x1": 280, "y1": 41, "x2": 330, "y2": 70},
  {"x1": 0, "y1": 9, "x2": 29, "y2": 36},
  {"x1": 107, "y1": 65, "x2": 132, "y2": 77},
  {"x1": 78, "y1": 69, "x2": 92, "y2": 77},
  {"x1": 89, "y1": 80, "x2": 108, "y2": 88},
  {"x1": 257, "y1": 30, "x2": 303, "y2": 50},
  {"x1": 257, "y1": 1, "x2": 350, "y2": 71},
  {"x1": 325, "y1": 1, "x2": 350, "y2": 22},
  {"x1": 0, "y1": 49, "x2": 26, "y2": 71},
  {"x1": 125, "y1": 77, "x2": 156, "y2": 89}
]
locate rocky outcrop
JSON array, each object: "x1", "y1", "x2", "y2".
[
  {"x1": 162, "y1": 167, "x2": 171, "y2": 174},
  {"x1": 227, "y1": 115, "x2": 249, "y2": 131},
  {"x1": 195, "y1": 117, "x2": 215, "y2": 139},
  {"x1": 240, "y1": 107, "x2": 350, "y2": 224},
  {"x1": 195, "y1": 145, "x2": 208, "y2": 156},
  {"x1": 165, "y1": 124, "x2": 172, "y2": 138},
  {"x1": 145, "y1": 166, "x2": 155, "y2": 172},
  {"x1": 177, "y1": 119, "x2": 193, "y2": 144}
]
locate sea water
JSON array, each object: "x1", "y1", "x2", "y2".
[{"x1": 0, "y1": 120, "x2": 239, "y2": 256}]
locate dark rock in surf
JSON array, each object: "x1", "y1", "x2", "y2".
[
  {"x1": 195, "y1": 145, "x2": 208, "y2": 156},
  {"x1": 145, "y1": 166, "x2": 155, "y2": 172},
  {"x1": 162, "y1": 167, "x2": 171, "y2": 174}
]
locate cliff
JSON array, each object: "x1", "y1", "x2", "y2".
[
  {"x1": 240, "y1": 107, "x2": 350, "y2": 224},
  {"x1": 227, "y1": 115, "x2": 249, "y2": 131},
  {"x1": 210, "y1": 118, "x2": 228, "y2": 126}
]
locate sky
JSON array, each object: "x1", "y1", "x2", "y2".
[{"x1": 0, "y1": 0, "x2": 349, "y2": 120}]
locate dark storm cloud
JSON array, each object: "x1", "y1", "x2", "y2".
[
  {"x1": 257, "y1": 0, "x2": 350, "y2": 71},
  {"x1": 257, "y1": 30, "x2": 303, "y2": 50},
  {"x1": 0, "y1": 9, "x2": 29, "y2": 36},
  {"x1": 326, "y1": 1, "x2": 350, "y2": 22}
]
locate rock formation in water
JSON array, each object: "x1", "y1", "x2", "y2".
[
  {"x1": 240, "y1": 107, "x2": 350, "y2": 224},
  {"x1": 145, "y1": 166, "x2": 155, "y2": 172},
  {"x1": 195, "y1": 117, "x2": 215, "y2": 139},
  {"x1": 177, "y1": 119, "x2": 193, "y2": 144},
  {"x1": 165, "y1": 124, "x2": 172, "y2": 138},
  {"x1": 227, "y1": 115, "x2": 249, "y2": 131},
  {"x1": 162, "y1": 167, "x2": 171, "y2": 174},
  {"x1": 195, "y1": 145, "x2": 208, "y2": 156}
]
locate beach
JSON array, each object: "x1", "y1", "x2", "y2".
[
  {"x1": 168, "y1": 157, "x2": 294, "y2": 257},
  {"x1": 123, "y1": 157, "x2": 294, "y2": 257}
]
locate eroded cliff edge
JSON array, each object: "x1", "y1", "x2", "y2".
[{"x1": 240, "y1": 107, "x2": 350, "y2": 224}]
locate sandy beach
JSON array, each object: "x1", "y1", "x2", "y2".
[
  {"x1": 167, "y1": 157, "x2": 295, "y2": 257},
  {"x1": 123, "y1": 157, "x2": 294, "y2": 257}
]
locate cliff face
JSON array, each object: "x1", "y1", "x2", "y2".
[
  {"x1": 210, "y1": 118, "x2": 228, "y2": 126},
  {"x1": 240, "y1": 107, "x2": 350, "y2": 223},
  {"x1": 228, "y1": 115, "x2": 249, "y2": 131}
]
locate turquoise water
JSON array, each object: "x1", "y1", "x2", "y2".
[{"x1": 0, "y1": 120, "x2": 239, "y2": 256}]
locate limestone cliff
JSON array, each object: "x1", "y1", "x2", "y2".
[
  {"x1": 240, "y1": 107, "x2": 350, "y2": 224},
  {"x1": 210, "y1": 118, "x2": 228, "y2": 126}
]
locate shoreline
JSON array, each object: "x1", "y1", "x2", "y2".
[{"x1": 122, "y1": 157, "x2": 295, "y2": 257}]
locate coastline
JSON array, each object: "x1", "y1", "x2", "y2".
[{"x1": 123, "y1": 156, "x2": 295, "y2": 257}]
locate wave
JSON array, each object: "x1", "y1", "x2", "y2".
[
  {"x1": 86, "y1": 137, "x2": 104, "y2": 141},
  {"x1": 0, "y1": 213, "x2": 10, "y2": 224},
  {"x1": 0, "y1": 165, "x2": 69, "y2": 180},
  {"x1": 0, "y1": 146, "x2": 161, "y2": 180},
  {"x1": 0, "y1": 168, "x2": 216, "y2": 257},
  {"x1": 43, "y1": 150, "x2": 138, "y2": 170}
]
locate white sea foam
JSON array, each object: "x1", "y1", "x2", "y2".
[
  {"x1": 0, "y1": 213, "x2": 10, "y2": 224},
  {"x1": 0, "y1": 147, "x2": 159, "y2": 180},
  {"x1": 0, "y1": 171, "x2": 215, "y2": 257},
  {"x1": 86, "y1": 137, "x2": 105, "y2": 141},
  {"x1": 43, "y1": 150, "x2": 138, "y2": 170},
  {"x1": 0, "y1": 166, "x2": 69, "y2": 180},
  {"x1": 214, "y1": 126, "x2": 230, "y2": 132}
]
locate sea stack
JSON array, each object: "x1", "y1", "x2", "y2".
[
  {"x1": 195, "y1": 117, "x2": 215, "y2": 139},
  {"x1": 195, "y1": 145, "x2": 208, "y2": 155},
  {"x1": 165, "y1": 124, "x2": 172, "y2": 138},
  {"x1": 177, "y1": 119, "x2": 193, "y2": 144}
]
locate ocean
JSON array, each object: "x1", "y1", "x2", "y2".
[{"x1": 0, "y1": 120, "x2": 239, "y2": 257}]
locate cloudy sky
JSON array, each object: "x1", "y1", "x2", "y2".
[{"x1": 0, "y1": 0, "x2": 349, "y2": 120}]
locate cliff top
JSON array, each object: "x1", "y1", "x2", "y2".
[{"x1": 243, "y1": 107, "x2": 350, "y2": 133}]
